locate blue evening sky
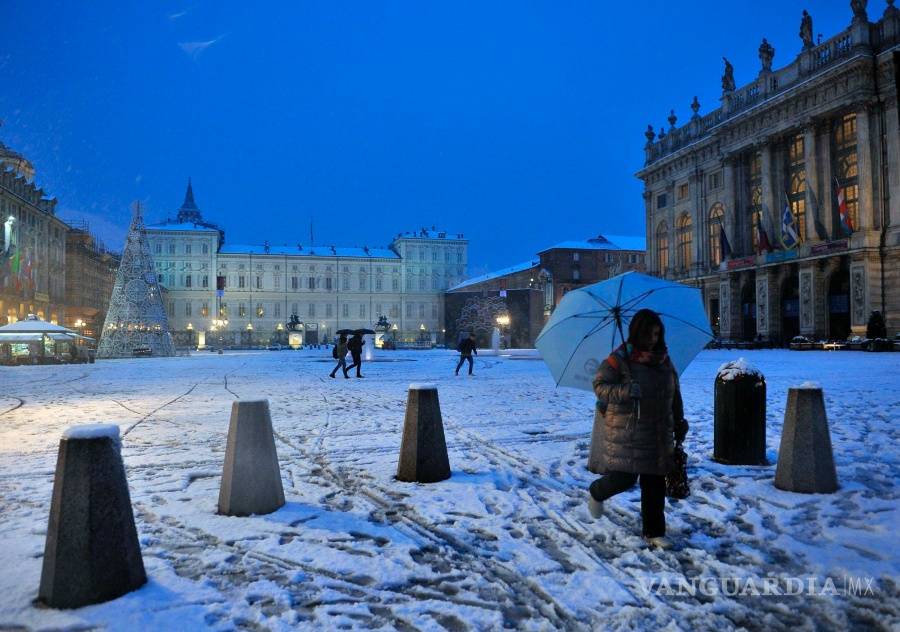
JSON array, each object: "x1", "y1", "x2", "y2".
[{"x1": 0, "y1": 1, "x2": 872, "y2": 275}]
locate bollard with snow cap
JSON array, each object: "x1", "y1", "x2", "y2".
[
  {"x1": 38, "y1": 424, "x2": 147, "y2": 609},
  {"x1": 713, "y1": 358, "x2": 767, "y2": 465},
  {"x1": 774, "y1": 382, "x2": 838, "y2": 493},
  {"x1": 397, "y1": 383, "x2": 451, "y2": 483},
  {"x1": 218, "y1": 399, "x2": 285, "y2": 516}
]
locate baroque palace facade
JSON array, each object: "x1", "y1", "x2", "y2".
[
  {"x1": 146, "y1": 182, "x2": 468, "y2": 347},
  {"x1": 638, "y1": 2, "x2": 900, "y2": 342},
  {"x1": 0, "y1": 144, "x2": 68, "y2": 326}
]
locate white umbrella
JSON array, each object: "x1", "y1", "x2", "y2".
[{"x1": 535, "y1": 272, "x2": 712, "y2": 391}]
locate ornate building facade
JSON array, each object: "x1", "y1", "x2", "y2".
[
  {"x1": 0, "y1": 145, "x2": 68, "y2": 326},
  {"x1": 638, "y1": 2, "x2": 900, "y2": 342},
  {"x1": 64, "y1": 222, "x2": 120, "y2": 340},
  {"x1": 145, "y1": 181, "x2": 469, "y2": 347}
]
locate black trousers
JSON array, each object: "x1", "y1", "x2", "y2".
[
  {"x1": 589, "y1": 471, "x2": 666, "y2": 537},
  {"x1": 455, "y1": 355, "x2": 474, "y2": 374},
  {"x1": 345, "y1": 354, "x2": 362, "y2": 376}
]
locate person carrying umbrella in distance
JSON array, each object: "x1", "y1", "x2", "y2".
[
  {"x1": 455, "y1": 332, "x2": 478, "y2": 376},
  {"x1": 330, "y1": 333, "x2": 350, "y2": 378},
  {"x1": 345, "y1": 331, "x2": 366, "y2": 378},
  {"x1": 535, "y1": 271, "x2": 710, "y2": 548}
]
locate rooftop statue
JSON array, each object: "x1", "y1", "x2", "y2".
[
  {"x1": 800, "y1": 10, "x2": 814, "y2": 50},
  {"x1": 722, "y1": 57, "x2": 735, "y2": 92}
]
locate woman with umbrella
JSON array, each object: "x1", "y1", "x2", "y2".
[{"x1": 588, "y1": 308, "x2": 688, "y2": 548}]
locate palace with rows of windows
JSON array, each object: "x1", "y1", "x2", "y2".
[
  {"x1": 145, "y1": 181, "x2": 468, "y2": 347},
  {"x1": 638, "y1": 3, "x2": 900, "y2": 342}
]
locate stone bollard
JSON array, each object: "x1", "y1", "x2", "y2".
[
  {"x1": 774, "y1": 384, "x2": 838, "y2": 493},
  {"x1": 38, "y1": 424, "x2": 146, "y2": 608},
  {"x1": 713, "y1": 358, "x2": 768, "y2": 465},
  {"x1": 218, "y1": 400, "x2": 285, "y2": 516},
  {"x1": 397, "y1": 383, "x2": 451, "y2": 483},
  {"x1": 587, "y1": 402, "x2": 605, "y2": 474}
]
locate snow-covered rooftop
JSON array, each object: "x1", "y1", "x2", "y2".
[
  {"x1": 538, "y1": 234, "x2": 646, "y2": 253},
  {"x1": 219, "y1": 245, "x2": 400, "y2": 259},
  {"x1": 392, "y1": 228, "x2": 465, "y2": 241},
  {"x1": 448, "y1": 259, "x2": 540, "y2": 292},
  {"x1": 145, "y1": 222, "x2": 220, "y2": 233}
]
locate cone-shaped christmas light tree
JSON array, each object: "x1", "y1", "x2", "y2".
[{"x1": 97, "y1": 202, "x2": 175, "y2": 358}]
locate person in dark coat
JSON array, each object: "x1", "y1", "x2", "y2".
[
  {"x1": 455, "y1": 333, "x2": 478, "y2": 375},
  {"x1": 330, "y1": 334, "x2": 350, "y2": 378},
  {"x1": 345, "y1": 333, "x2": 365, "y2": 378},
  {"x1": 587, "y1": 309, "x2": 688, "y2": 548}
]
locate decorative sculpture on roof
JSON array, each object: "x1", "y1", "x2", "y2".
[
  {"x1": 800, "y1": 10, "x2": 814, "y2": 49},
  {"x1": 690, "y1": 96, "x2": 701, "y2": 120},
  {"x1": 758, "y1": 38, "x2": 775, "y2": 72},
  {"x1": 97, "y1": 202, "x2": 175, "y2": 358},
  {"x1": 850, "y1": 0, "x2": 868, "y2": 22},
  {"x1": 721, "y1": 57, "x2": 735, "y2": 92}
]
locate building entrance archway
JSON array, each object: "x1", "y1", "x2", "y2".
[
  {"x1": 827, "y1": 269, "x2": 851, "y2": 340},
  {"x1": 781, "y1": 274, "x2": 800, "y2": 343},
  {"x1": 741, "y1": 281, "x2": 756, "y2": 341}
]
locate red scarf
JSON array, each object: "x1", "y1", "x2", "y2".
[{"x1": 623, "y1": 343, "x2": 669, "y2": 366}]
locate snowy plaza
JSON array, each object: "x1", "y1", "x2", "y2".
[{"x1": 0, "y1": 348, "x2": 898, "y2": 631}]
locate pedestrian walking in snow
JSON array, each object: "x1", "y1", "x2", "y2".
[
  {"x1": 587, "y1": 309, "x2": 688, "y2": 548},
  {"x1": 345, "y1": 332, "x2": 365, "y2": 377},
  {"x1": 330, "y1": 334, "x2": 350, "y2": 379},
  {"x1": 455, "y1": 332, "x2": 478, "y2": 376}
]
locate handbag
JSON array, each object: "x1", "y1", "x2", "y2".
[{"x1": 665, "y1": 440, "x2": 690, "y2": 499}]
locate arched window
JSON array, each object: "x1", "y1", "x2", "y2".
[
  {"x1": 676, "y1": 213, "x2": 692, "y2": 270},
  {"x1": 656, "y1": 221, "x2": 669, "y2": 272},
  {"x1": 709, "y1": 204, "x2": 725, "y2": 266}
]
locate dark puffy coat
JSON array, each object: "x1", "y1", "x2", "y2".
[
  {"x1": 592, "y1": 346, "x2": 684, "y2": 475},
  {"x1": 457, "y1": 338, "x2": 478, "y2": 356},
  {"x1": 347, "y1": 336, "x2": 364, "y2": 357}
]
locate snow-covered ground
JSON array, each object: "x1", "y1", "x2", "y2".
[{"x1": 0, "y1": 349, "x2": 897, "y2": 631}]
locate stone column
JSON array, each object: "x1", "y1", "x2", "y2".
[
  {"x1": 723, "y1": 158, "x2": 739, "y2": 256},
  {"x1": 760, "y1": 142, "x2": 777, "y2": 244},
  {"x1": 812, "y1": 262, "x2": 830, "y2": 339},
  {"x1": 799, "y1": 266, "x2": 815, "y2": 336},
  {"x1": 719, "y1": 274, "x2": 740, "y2": 340},
  {"x1": 886, "y1": 100, "x2": 900, "y2": 240},
  {"x1": 755, "y1": 273, "x2": 771, "y2": 340},
  {"x1": 643, "y1": 190, "x2": 655, "y2": 273},
  {"x1": 803, "y1": 124, "x2": 822, "y2": 243},
  {"x1": 855, "y1": 105, "x2": 875, "y2": 238},
  {"x1": 666, "y1": 181, "x2": 676, "y2": 278},
  {"x1": 690, "y1": 172, "x2": 705, "y2": 273},
  {"x1": 850, "y1": 262, "x2": 868, "y2": 335},
  {"x1": 817, "y1": 123, "x2": 835, "y2": 238}
]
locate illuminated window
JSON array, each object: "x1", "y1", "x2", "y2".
[
  {"x1": 709, "y1": 204, "x2": 725, "y2": 266},
  {"x1": 656, "y1": 221, "x2": 669, "y2": 271},
  {"x1": 676, "y1": 213, "x2": 692, "y2": 270},
  {"x1": 786, "y1": 134, "x2": 807, "y2": 243},
  {"x1": 833, "y1": 113, "x2": 859, "y2": 231}
]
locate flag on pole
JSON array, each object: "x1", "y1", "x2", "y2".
[
  {"x1": 756, "y1": 211, "x2": 772, "y2": 253},
  {"x1": 719, "y1": 225, "x2": 732, "y2": 259},
  {"x1": 780, "y1": 198, "x2": 801, "y2": 249},
  {"x1": 835, "y1": 177, "x2": 855, "y2": 235}
]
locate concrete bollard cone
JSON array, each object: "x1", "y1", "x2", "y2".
[
  {"x1": 397, "y1": 383, "x2": 451, "y2": 483},
  {"x1": 218, "y1": 400, "x2": 285, "y2": 516},
  {"x1": 774, "y1": 385, "x2": 839, "y2": 493},
  {"x1": 37, "y1": 424, "x2": 146, "y2": 608}
]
